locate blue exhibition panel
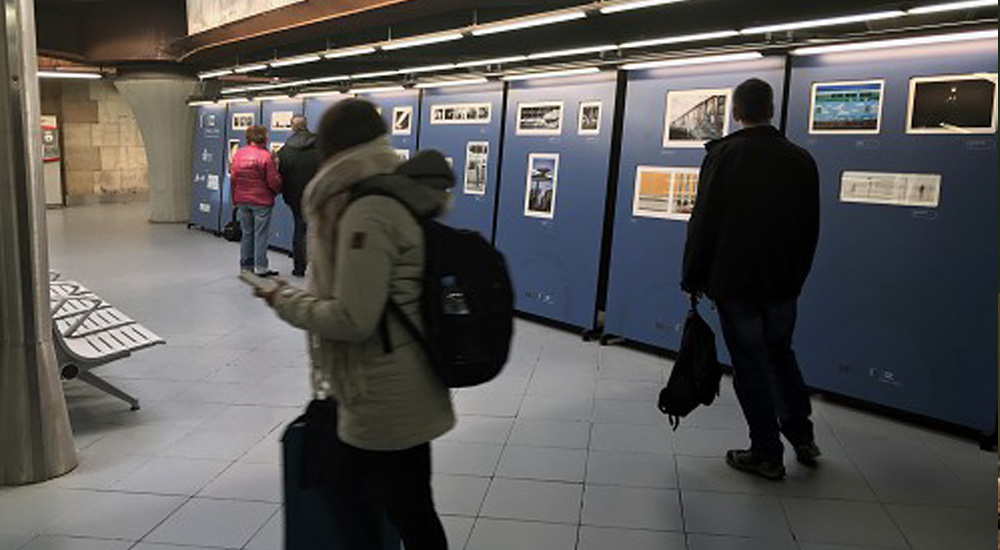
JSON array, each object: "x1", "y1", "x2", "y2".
[
  {"x1": 786, "y1": 39, "x2": 998, "y2": 432},
  {"x1": 359, "y1": 89, "x2": 421, "y2": 159},
  {"x1": 494, "y1": 73, "x2": 618, "y2": 330},
  {"x1": 304, "y1": 93, "x2": 352, "y2": 130},
  {"x1": 417, "y1": 83, "x2": 505, "y2": 240},
  {"x1": 604, "y1": 56, "x2": 788, "y2": 356},
  {"x1": 190, "y1": 104, "x2": 227, "y2": 232},
  {"x1": 261, "y1": 98, "x2": 305, "y2": 252},
  {"x1": 222, "y1": 101, "x2": 263, "y2": 227}
]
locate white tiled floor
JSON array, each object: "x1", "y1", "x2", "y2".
[{"x1": 0, "y1": 203, "x2": 993, "y2": 550}]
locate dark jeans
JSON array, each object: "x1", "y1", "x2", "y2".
[
  {"x1": 324, "y1": 442, "x2": 448, "y2": 550},
  {"x1": 292, "y1": 213, "x2": 307, "y2": 275},
  {"x1": 716, "y1": 299, "x2": 814, "y2": 462}
]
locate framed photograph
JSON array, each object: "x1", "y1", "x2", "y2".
[
  {"x1": 578, "y1": 101, "x2": 602, "y2": 136},
  {"x1": 269, "y1": 142, "x2": 284, "y2": 155},
  {"x1": 907, "y1": 73, "x2": 998, "y2": 134},
  {"x1": 524, "y1": 154, "x2": 559, "y2": 219},
  {"x1": 270, "y1": 111, "x2": 294, "y2": 131},
  {"x1": 431, "y1": 103, "x2": 492, "y2": 125},
  {"x1": 810, "y1": 80, "x2": 885, "y2": 135},
  {"x1": 394, "y1": 149, "x2": 410, "y2": 162},
  {"x1": 840, "y1": 171, "x2": 942, "y2": 208},
  {"x1": 232, "y1": 112, "x2": 255, "y2": 131},
  {"x1": 228, "y1": 139, "x2": 240, "y2": 163},
  {"x1": 392, "y1": 106, "x2": 413, "y2": 136},
  {"x1": 517, "y1": 102, "x2": 564, "y2": 136},
  {"x1": 663, "y1": 89, "x2": 732, "y2": 148},
  {"x1": 632, "y1": 166, "x2": 701, "y2": 221},
  {"x1": 464, "y1": 141, "x2": 490, "y2": 196}
]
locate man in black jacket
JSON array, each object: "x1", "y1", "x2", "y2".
[
  {"x1": 277, "y1": 116, "x2": 320, "y2": 277},
  {"x1": 682, "y1": 79, "x2": 821, "y2": 481}
]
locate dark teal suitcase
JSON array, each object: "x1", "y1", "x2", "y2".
[{"x1": 282, "y1": 404, "x2": 401, "y2": 550}]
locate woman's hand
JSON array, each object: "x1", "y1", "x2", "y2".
[{"x1": 254, "y1": 278, "x2": 288, "y2": 306}]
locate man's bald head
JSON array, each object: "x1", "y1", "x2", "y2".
[{"x1": 291, "y1": 116, "x2": 309, "y2": 133}]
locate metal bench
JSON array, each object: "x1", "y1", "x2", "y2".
[{"x1": 49, "y1": 278, "x2": 165, "y2": 411}]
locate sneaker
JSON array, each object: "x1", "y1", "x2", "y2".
[
  {"x1": 726, "y1": 450, "x2": 786, "y2": 481},
  {"x1": 256, "y1": 271, "x2": 279, "y2": 278},
  {"x1": 794, "y1": 442, "x2": 822, "y2": 467}
]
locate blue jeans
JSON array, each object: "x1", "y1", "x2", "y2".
[
  {"x1": 716, "y1": 299, "x2": 814, "y2": 462},
  {"x1": 237, "y1": 204, "x2": 273, "y2": 274}
]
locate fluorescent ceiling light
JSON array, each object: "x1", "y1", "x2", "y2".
[
  {"x1": 620, "y1": 30, "x2": 740, "y2": 49},
  {"x1": 600, "y1": 0, "x2": 691, "y2": 15},
  {"x1": 349, "y1": 85, "x2": 407, "y2": 94},
  {"x1": 233, "y1": 64, "x2": 268, "y2": 74},
  {"x1": 793, "y1": 29, "x2": 999, "y2": 55},
  {"x1": 528, "y1": 44, "x2": 617, "y2": 60},
  {"x1": 198, "y1": 68, "x2": 232, "y2": 79},
  {"x1": 270, "y1": 54, "x2": 322, "y2": 68},
  {"x1": 256, "y1": 94, "x2": 292, "y2": 101},
  {"x1": 187, "y1": 100, "x2": 215, "y2": 107},
  {"x1": 415, "y1": 78, "x2": 490, "y2": 89},
  {"x1": 324, "y1": 46, "x2": 377, "y2": 59},
  {"x1": 472, "y1": 11, "x2": 586, "y2": 37},
  {"x1": 351, "y1": 70, "x2": 398, "y2": 80},
  {"x1": 908, "y1": 0, "x2": 998, "y2": 14},
  {"x1": 398, "y1": 63, "x2": 457, "y2": 74},
  {"x1": 221, "y1": 87, "x2": 248, "y2": 95},
  {"x1": 218, "y1": 98, "x2": 250, "y2": 104},
  {"x1": 622, "y1": 51, "x2": 763, "y2": 70},
  {"x1": 503, "y1": 67, "x2": 601, "y2": 81},
  {"x1": 455, "y1": 55, "x2": 528, "y2": 68},
  {"x1": 38, "y1": 70, "x2": 102, "y2": 80},
  {"x1": 299, "y1": 90, "x2": 349, "y2": 98},
  {"x1": 741, "y1": 11, "x2": 906, "y2": 35},
  {"x1": 383, "y1": 33, "x2": 463, "y2": 51},
  {"x1": 308, "y1": 75, "x2": 350, "y2": 84}
]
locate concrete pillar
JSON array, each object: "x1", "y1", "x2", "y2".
[
  {"x1": 0, "y1": 0, "x2": 77, "y2": 486},
  {"x1": 115, "y1": 76, "x2": 199, "y2": 223}
]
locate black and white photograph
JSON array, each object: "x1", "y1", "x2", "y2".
[
  {"x1": 524, "y1": 153, "x2": 559, "y2": 219},
  {"x1": 464, "y1": 141, "x2": 490, "y2": 196},
  {"x1": 517, "y1": 102, "x2": 564, "y2": 136},
  {"x1": 228, "y1": 139, "x2": 240, "y2": 163},
  {"x1": 907, "y1": 73, "x2": 998, "y2": 134},
  {"x1": 431, "y1": 103, "x2": 492, "y2": 125},
  {"x1": 392, "y1": 106, "x2": 413, "y2": 135},
  {"x1": 270, "y1": 111, "x2": 294, "y2": 131},
  {"x1": 840, "y1": 171, "x2": 942, "y2": 208},
  {"x1": 578, "y1": 101, "x2": 602, "y2": 136},
  {"x1": 232, "y1": 112, "x2": 255, "y2": 131},
  {"x1": 394, "y1": 148, "x2": 410, "y2": 161},
  {"x1": 663, "y1": 88, "x2": 732, "y2": 148}
]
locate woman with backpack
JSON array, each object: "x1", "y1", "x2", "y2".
[
  {"x1": 231, "y1": 125, "x2": 282, "y2": 277},
  {"x1": 255, "y1": 99, "x2": 455, "y2": 550}
]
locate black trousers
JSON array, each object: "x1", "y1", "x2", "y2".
[
  {"x1": 292, "y1": 213, "x2": 308, "y2": 275},
  {"x1": 324, "y1": 442, "x2": 448, "y2": 550},
  {"x1": 716, "y1": 299, "x2": 814, "y2": 462}
]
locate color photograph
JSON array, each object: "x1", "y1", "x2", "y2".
[
  {"x1": 810, "y1": 80, "x2": 885, "y2": 134},
  {"x1": 228, "y1": 139, "x2": 240, "y2": 163},
  {"x1": 632, "y1": 166, "x2": 701, "y2": 221},
  {"x1": 269, "y1": 142, "x2": 284, "y2": 155},
  {"x1": 464, "y1": 141, "x2": 489, "y2": 196},
  {"x1": 232, "y1": 112, "x2": 255, "y2": 131},
  {"x1": 663, "y1": 89, "x2": 732, "y2": 148},
  {"x1": 431, "y1": 103, "x2": 492, "y2": 125},
  {"x1": 907, "y1": 73, "x2": 998, "y2": 134},
  {"x1": 524, "y1": 154, "x2": 559, "y2": 219},
  {"x1": 270, "y1": 111, "x2": 294, "y2": 131},
  {"x1": 517, "y1": 102, "x2": 564, "y2": 136},
  {"x1": 578, "y1": 101, "x2": 602, "y2": 136},
  {"x1": 393, "y1": 106, "x2": 413, "y2": 135}
]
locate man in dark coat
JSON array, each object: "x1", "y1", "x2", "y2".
[
  {"x1": 682, "y1": 78, "x2": 821, "y2": 481},
  {"x1": 277, "y1": 116, "x2": 320, "y2": 277}
]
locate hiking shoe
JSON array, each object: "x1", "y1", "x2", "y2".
[
  {"x1": 794, "y1": 442, "x2": 822, "y2": 467},
  {"x1": 726, "y1": 450, "x2": 786, "y2": 481}
]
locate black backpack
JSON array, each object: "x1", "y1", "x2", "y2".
[
  {"x1": 658, "y1": 298, "x2": 724, "y2": 429},
  {"x1": 350, "y1": 184, "x2": 515, "y2": 388}
]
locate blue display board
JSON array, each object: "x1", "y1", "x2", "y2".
[
  {"x1": 359, "y1": 90, "x2": 421, "y2": 160},
  {"x1": 494, "y1": 73, "x2": 618, "y2": 330},
  {"x1": 304, "y1": 93, "x2": 351, "y2": 131},
  {"x1": 190, "y1": 104, "x2": 227, "y2": 231},
  {"x1": 262, "y1": 98, "x2": 306, "y2": 252},
  {"x1": 604, "y1": 56, "x2": 788, "y2": 357},
  {"x1": 222, "y1": 101, "x2": 263, "y2": 226},
  {"x1": 418, "y1": 83, "x2": 505, "y2": 240},
  {"x1": 786, "y1": 39, "x2": 998, "y2": 432}
]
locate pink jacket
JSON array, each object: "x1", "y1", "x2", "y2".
[{"x1": 231, "y1": 144, "x2": 282, "y2": 207}]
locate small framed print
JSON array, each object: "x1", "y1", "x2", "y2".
[
  {"x1": 393, "y1": 106, "x2": 414, "y2": 136},
  {"x1": 810, "y1": 80, "x2": 885, "y2": 135},
  {"x1": 394, "y1": 148, "x2": 411, "y2": 161},
  {"x1": 270, "y1": 111, "x2": 294, "y2": 131},
  {"x1": 663, "y1": 88, "x2": 732, "y2": 148},
  {"x1": 517, "y1": 102, "x2": 564, "y2": 136},
  {"x1": 232, "y1": 112, "x2": 255, "y2": 131},
  {"x1": 524, "y1": 153, "x2": 559, "y2": 219},
  {"x1": 578, "y1": 101, "x2": 602, "y2": 136},
  {"x1": 906, "y1": 73, "x2": 998, "y2": 135},
  {"x1": 431, "y1": 103, "x2": 492, "y2": 125},
  {"x1": 632, "y1": 166, "x2": 700, "y2": 221}
]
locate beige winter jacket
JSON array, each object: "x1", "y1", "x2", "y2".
[{"x1": 271, "y1": 137, "x2": 455, "y2": 451}]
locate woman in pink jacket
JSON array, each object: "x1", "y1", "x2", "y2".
[{"x1": 231, "y1": 125, "x2": 282, "y2": 276}]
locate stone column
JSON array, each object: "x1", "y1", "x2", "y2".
[
  {"x1": 0, "y1": 0, "x2": 77, "y2": 486},
  {"x1": 115, "y1": 76, "x2": 199, "y2": 223}
]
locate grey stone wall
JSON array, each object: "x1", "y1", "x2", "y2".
[{"x1": 187, "y1": 0, "x2": 304, "y2": 34}]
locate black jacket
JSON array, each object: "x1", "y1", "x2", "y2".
[
  {"x1": 681, "y1": 126, "x2": 820, "y2": 304},
  {"x1": 277, "y1": 130, "x2": 320, "y2": 217}
]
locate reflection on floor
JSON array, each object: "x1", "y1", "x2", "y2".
[{"x1": 0, "y1": 203, "x2": 994, "y2": 550}]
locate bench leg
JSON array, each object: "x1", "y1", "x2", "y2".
[{"x1": 77, "y1": 370, "x2": 141, "y2": 411}]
